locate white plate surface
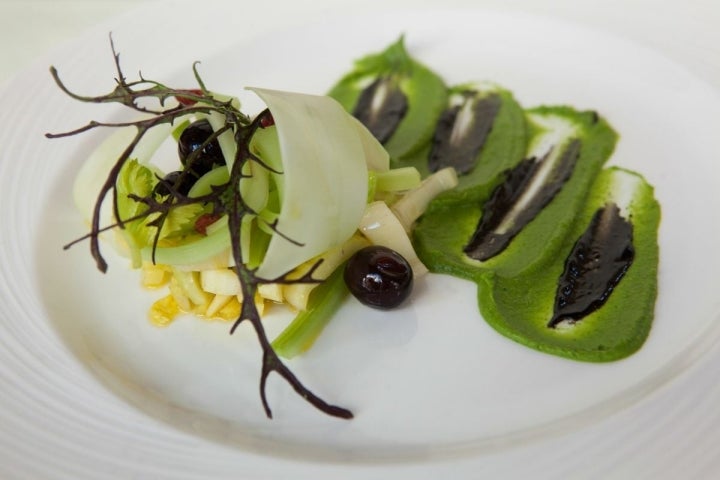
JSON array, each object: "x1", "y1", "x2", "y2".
[{"x1": 2, "y1": 2, "x2": 720, "y2": 479}]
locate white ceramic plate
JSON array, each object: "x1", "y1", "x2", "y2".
[{"x1": 2, "y1": 2, "x2": 720, "y2": 478}]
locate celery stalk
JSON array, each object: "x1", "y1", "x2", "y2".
[
  {"x1": 374, "y1": 167, "x2": 421, "y2": 192},
  {"x1": 141, "y1": 224, "x2": 230, "y2": 266},
  {"x1": 272, "y1": 265, "x2": 349, "y2": 359}
]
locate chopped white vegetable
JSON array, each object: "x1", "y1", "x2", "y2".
[
  {"x1": 200, "y1": 269, "x2": 284, "y2": 303},
  {"x1": 358, "y1": 201, "x2": 428, "y2": 277},
  {"x1": 391, "y1": 167, "x2": 458, "y2": 232},
  {"x1": 282, "y1": 233, "x2": 369, "y2": 311},
  {"x1": 200, "y1": 268, "x2": 240, "y2": 296},
  {"x1": 258, "y1": 283, "x2": 284, "y2": 303},
  {"x1": 206, "y1": 294, "x2": 233, "y2": 317}
]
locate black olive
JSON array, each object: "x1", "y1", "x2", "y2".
[
  {"x1": 344, "y1": 246, "x2": 413, "y2": 309},
  {"x1": 177, "y1": 119, "x2": 224, "y2": 176},
  {"x1": 153, "y1": 170, "x2": 196, "y2": 197}
]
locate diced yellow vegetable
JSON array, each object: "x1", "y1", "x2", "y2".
[
  {"x1": 200, "y1": 269, "x2": 284, "y2": 304},
  {"x1": 169, "y1": 275, "x2": 192, "y2": 311},
  {"x1": 254, "y1": 295, "x2": 266, "y2": 316},
  {"x1": 215, "y1": 296, "x2": 242, "y2": 321},
  {"x1": 203, "y1": 293, "x2": 267, "y2": 321},
  {"x1": 200, "y1": 268, "x2": 241, "y2": 296},
  {"x1": 205, "y1": 294, "x2": 233, "y2": 318},
  {"x1": 172, "y1": 269, "x2": 211, "y2": 307},
  {"x1": 148, "y1": 294, "x2": 181, "y2": 327},
  {"x1": 258, "y1": 283, "x2": 284, "y2": 303},
  {"x1": 141, "y1": 262, "x2": 170, "y2": 288}
]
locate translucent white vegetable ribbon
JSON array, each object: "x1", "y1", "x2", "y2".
[{"x1": 248, "y1": 88, "x2": 386, "y2": 280}]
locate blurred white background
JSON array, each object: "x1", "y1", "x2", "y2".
[{"x1": 1, "y1": 0, "x2": 719, "y2": 88}]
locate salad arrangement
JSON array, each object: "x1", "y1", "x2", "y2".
[{"x1": 48, "y1": 35, "x2": 659, "y2": 419}]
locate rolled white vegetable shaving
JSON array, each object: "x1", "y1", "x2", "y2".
[
  {"x1": 72, "y1": 122, "x2": 173, "y2": 225},
  {"x1": 248, "y1": 87, "x2": 385, "y2": 280}
]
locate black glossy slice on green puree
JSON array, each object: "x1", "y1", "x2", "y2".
[
  {"x1": 413, "y1": 106, "x2": 617, "y2": 280},
  {"x1": 548, "y1": 202, "x2": 634, "y2": 328},
  {"x1": 351, "y1": 76, "x2": 408, "y2": 144},
  {"x1": 476, "y1": 167, "x2": 660, "y2": 362},
  {"x1": 393, "y1": 86, "x2": 527, "y2": 194},
  {"x1": 428, "y1": 90, "x2": 502, "y2": 175},
  {"x1": 327, "y1": 36, "x2": 447, "y2": 160},
  {"x1": 464, "y1": 139, "x2": 581, "y2": 262}
]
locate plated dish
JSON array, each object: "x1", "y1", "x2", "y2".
[{"x1": 2, "y1": 2, "x2": 720, "y2": 478}]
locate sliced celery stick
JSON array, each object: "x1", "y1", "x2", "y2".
[
  {"x1": 272, "y1": 265, "x2": 349, "y2": 359},
  {"x1": 188, "y1": 166, "x2": 229, "y2": 197},
  {"x1": 374, "y1": 167, "x2": 421, "y2": 192},
  {"x1": 141, "y1": 223, "x2": 230, "y2": 266}
]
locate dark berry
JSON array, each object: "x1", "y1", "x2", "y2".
[
  {"x1": 177, "y1": 119, "x2": 224, "y2": 176},
  {"x1": 344, "y1": 246, "x2": 413, "y2": 309}
]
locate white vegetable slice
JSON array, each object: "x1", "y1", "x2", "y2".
[
  {"x1": 391, "y1": 166, "x2": 458, "y2": 232},
  {"x1": 200, "y1": 269, "x2": 284, "y2": 303},
  {"x1": 282, "y1": 233, "x2": 369, "y2": 311},
  {"x1": 72, "y1": 122, "x2": 172, "y2": 225},
  {"x1": 358, "y1": 201, "x2": 429, "y2": 277},
  {"x1": 200, "y1": 268, "x2": 240, "y2": 296},
  {"x1": 258, "y1": 283, "x2": 284, "y2": 303},
  {"x1": 204, "y1": 109, "x2": 238, "y2": 170},
  {"x1": 349, "y1": 116, "x2": 389, "y2": 172},
  {"x1": 248, "y1": 88, "x2": 371, "y2": 280},
  {"x1": 205, "y1": 294, "x2": 233, "y2": 317}
]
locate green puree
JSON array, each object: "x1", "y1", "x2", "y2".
[
  {"x1": 394, "y1": 85, "x2": 528, "y2": 194},
  {"x1": 414, "y1": 108, "x2": 660, "y2": 361},
  {"x1": 328, "y1": 36, "x2": 448, "y2": 160},
  {"x1": 476, "y1": 168, "x2": 660, "y2": 361},
  {"x1": 414, "y1": 106, "x2": 618, "y2": 279},
  {"x1": 328, "y1": 36, "x2": 661, "y2": 362}
]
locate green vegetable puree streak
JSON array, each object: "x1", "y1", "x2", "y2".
[
  {"x1": 329, "y1": 37, "x2": 661, "y2": 363},
  {"x1": 328, "y1": 36, "x2": 448, "y2": 160},
  {"x1": 477, "y1": 167, "x2": 660, "y2": 361},
  {"x1": 414, "y1": 106, "x2": 618, "y2": 279},
  {"x1": 395, "y1": 86, "x2": 528, "y2": 197}
]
